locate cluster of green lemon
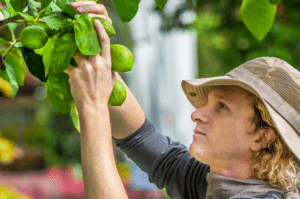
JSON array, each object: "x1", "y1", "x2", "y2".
[{"x1": 20, "y1": 24, "x2": 133, "y2": 106}]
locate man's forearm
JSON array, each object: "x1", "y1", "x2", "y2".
[
  {"x1": 79, "y1": 106, "x2": 129, "y2": 199},
  {"x1": 108, "y1": 73, "x2": 146, "y2": 139}
]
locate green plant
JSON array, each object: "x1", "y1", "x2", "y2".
[
  {"x1": 0, "y1": 0, "x2": 281, "y2": 132},
  {"x1": 0, "y1": 0, "x2": 168, "y2": 132}
]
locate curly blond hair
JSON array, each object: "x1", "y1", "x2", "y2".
[{"x1": 251, "y1": 97, "x2": 300, "y2": 194}]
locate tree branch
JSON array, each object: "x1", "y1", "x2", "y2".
[
  {"x1": 2, "y1": 38, "x2": 19, "y2": 59},
  {"x1": 0, "y1": 55, "x2": 5, "y2": 71},
  {"x1": 0, "y1": 11, "x2": 31, "y2": 27},
  {"x1": 0, "y1": 14, "x2": 23, "y2": 26}
]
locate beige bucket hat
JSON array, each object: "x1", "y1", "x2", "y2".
[{"x1": 182, "y1": 57, "x2": 300, "y2": 161}]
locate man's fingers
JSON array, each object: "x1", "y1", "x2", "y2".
[
  {"x1": 88, "y1": 13, "x2": 106, "y2": 20},
  {"x1": 73, "y1": 4, "x2": 112, "y2": 23},
  {"x1": 94, "y1": 19, "x2": 111, "y2": 60},
  {"x1": 70, "y1": 1, "x2": 96, "y2": 8}
]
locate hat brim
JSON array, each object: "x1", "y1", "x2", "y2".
[{"x1": 182, "y1": 76, "x2": 300, "y2": 161}]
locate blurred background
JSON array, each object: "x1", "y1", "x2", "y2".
[{"x1": 1, "y1": 0, "x2": 300, "y2": 198}]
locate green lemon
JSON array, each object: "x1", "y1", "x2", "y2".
[
  {"x1": 110, "y1": 44, "x2": 134, "y2": 73},
  {"x1": 20, "y1": 26, "x2": 49, "y2": 49},
  {"x1": 108, "y1": 79, "x2": 127, "y2": 106}
]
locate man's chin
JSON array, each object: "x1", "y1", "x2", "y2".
[{"x1": 189, "y1": 142, "x2": 207, "y2": 163}]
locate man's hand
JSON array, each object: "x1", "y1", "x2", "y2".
[
  {"x1": 70, "y1": 1, "x2": 146, "y2": 140},
  {"x1": 68, "y1": 2, "x2": 129, "y2": 198},
  {"x1": 71, "y1": 1, "x2": 112, "y2": 23},
  {"x1": 69, "y1": 1, "x2": 116, "y2": 111}
]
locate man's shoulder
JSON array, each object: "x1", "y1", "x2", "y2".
[{"x1": 232, "y1": 191, "x2": 285, "y2": 199}]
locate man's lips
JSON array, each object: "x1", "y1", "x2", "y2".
[{"x1": 194, "y1": 129, "x2": 206, "y2": 136}]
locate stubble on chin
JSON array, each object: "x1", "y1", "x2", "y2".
[{"x1": 189, "y1": 141, "x2": 206, "y2": 162}]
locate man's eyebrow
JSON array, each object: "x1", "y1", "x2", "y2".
[{"x1": 212, "y1": 92, "x2": 234, "y2": 104}]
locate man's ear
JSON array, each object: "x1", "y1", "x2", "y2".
[{"x1": 250, "y1": 127, "x2": 276, "y2": 152}]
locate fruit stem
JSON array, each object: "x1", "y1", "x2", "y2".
[
  {"x1": 34, "y1": 12, "x2": 41, "y2": 23},
  {"x1": 2, "y1": 38, "x2": 19, "y2": 60},
  {"x1": 36, "y1": 20, "x2": 46, "y2": 23}
]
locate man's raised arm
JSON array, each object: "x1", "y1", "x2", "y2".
[{"x1": 108, "y1": 73, "x2": 146, "y2": 139}]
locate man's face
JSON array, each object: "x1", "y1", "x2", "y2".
[{"x1": 189, "y1": 85, "x2": 258, "y2": 167}]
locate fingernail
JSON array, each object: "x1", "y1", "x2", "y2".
[
  {"x1": 77, "y1": 6, "x2": 84, "y2": 12},
  {"x1": 94, "y1": 19, "x2": 100, "y2": 25},
  {"x1": 70, "y1": 2, "x2": 77, "y2": 6}
]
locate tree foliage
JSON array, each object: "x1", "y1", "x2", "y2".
[
  {"x1": 192, "y1": 0, "x2": 300, "y2": 77},
  {"x1": 1, "y1": 0, "x2": 299, "y2": 166}
]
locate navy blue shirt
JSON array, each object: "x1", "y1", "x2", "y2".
[{"x1": 113, "y1": 118, "x2": 284, "y2": 199}]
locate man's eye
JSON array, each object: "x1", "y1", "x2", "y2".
[{"x1": 216, "y1": 102, "x2": 228, "y2": 110}]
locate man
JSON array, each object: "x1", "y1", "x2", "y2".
[{"x1": 69, "y1": 1, "x2": 300, "y2": 198}]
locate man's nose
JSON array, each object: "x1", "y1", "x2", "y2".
[{"x1": 191, "y1": 105, "x2": 210, "y2": 123}]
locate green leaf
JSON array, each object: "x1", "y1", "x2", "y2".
[
  {"x1": 51, "y1": 1, "x2": 62, "y2": 12},
  {"x1": 4, "y1": 0, "x2": 16, "y2": 13},
  {"x1": 0, "y1": 45, "x2": 25, "y2": 86},
  {"x1": 19, "y1": 47, "x2": 48, "y2": 82},
  {"x1": 17, "y1": 11, "x2": 35, "y2": 21},
  {"x1": 56, "y1": 0, "x2": 74, "y2": 7},
  {"x1": 112, "y1": 0, "x2": 141, "y2": 22},
  {"x1": 5, "y1": 61, "x2": 19, "y2": 97},
  {"x1": 42, "y1": 12, "x2": 71, "y2": 30},
  {"x1": 74, "y1": 0, "x2": 98, "y2": 2},
  {"x1": 0, "y1": 61, "x2": 19, "y2": 98},
  {"x1": 0, "y1": 7, "x2": 9, "y2": 18},
  {"x1": 91, "y1": 17, "x2": 116, "y2": 38},
  {"x1": 0, "y1": 37, "x2": 10, "y2": 46},
  {"x1": 74, "y1": 13, "x2": 101, "y2": 55},
  {"x1": 28, "y1": 0, "x2": 41, "y2": 16},
  {"x1": 46, "y1": 72, "x2": 73, "y2": 113},
  {"x1": 7, "y1": 23, "x2": 18, "y2": 36},
  {"x1": 43, "y1": 33, "x2": 60, "y2": 77},
  {"x1": 40, "y1": 3, "x2": 52, "y2": 17},
  {"x1": 3, "y1": 51, "x2": 25, "y2": 86},
  {"x1": 61, "y1": 3, "x2": 77, "y2": 19},
  {"x1": 0, "y1": 67, "x2": 8, "y2": 81},
  {"x1": 155, "y1": 0, "x2": 168, "y2": 9},
  {"x1": 34, "y1": 48, "x2": 43, "y2": 55},
  {"x1": 269, "y1": 0, "x2": 281, "y2": 5},
  {"x1": 50, "y1": 33, "x2": 78, "y2": 73},
  {"x1": 240, "y1": 0, "x2": 277, "y2": 41},
  {"x1": 10, "y1": 0, "x2": 28, "y2": 12},
  {"x1": 70, "y1": 100, "x2": 80, "y2": 132},
  {"x1": 14, "y1": 42, "x2": 24, "y2": 48},
  {"x1": 0, "y1": 7, "x2": 18, "y2": 35},
  {"x1": 60, "y1": 19, "x2": 75, "y2": 35},
  {"x1": 40, "y1": 0, "x2": 52, "y2": 10}
]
